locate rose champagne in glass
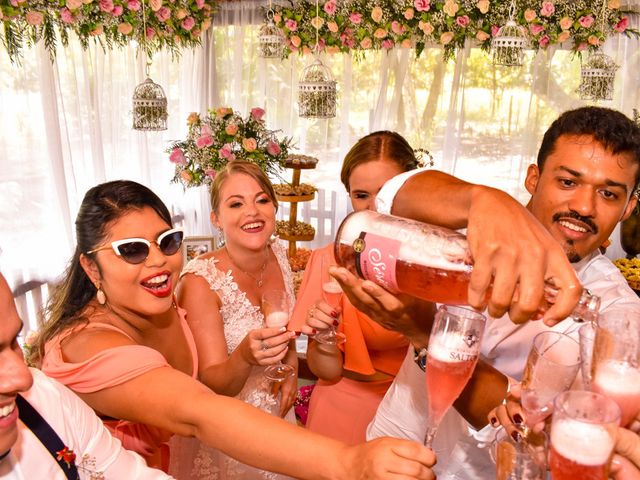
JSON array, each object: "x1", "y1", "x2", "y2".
[
  {"x1": 424, "y1": 305, "x2": 486, "y2": 447},
  {"x1": 313, "y1": 255, "x2": 346, "y2": 345},
  {"x1": 549, "y1": 390, "x2": 620, "y2": 480},
  {"x1": 591, "y1": 313, "x2": 640, "y2": 427},
  {"x1": 261, "y1": 289, "x2": 295, "y2": 382}
]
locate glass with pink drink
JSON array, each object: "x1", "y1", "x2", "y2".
[
  {"x1": 313, "y1": 255, "x2": 346, "y2": 346},
  {"x1": 424, "y1": 305, "x2": 485, "y2": 447},
  {"x1": 261, "y1": 289, "x2": 295, "y2": 382},
  {"x1": 591, "y1": 313, "x2": 640, "y2": 427}
]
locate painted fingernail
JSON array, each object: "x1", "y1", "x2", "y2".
[
  {"x1": 294, "y1": 331, "x2": 302, "y2": 337},
  {"x1": 333, "y1": 320, "x2": 339, "y2": 327},
  {"x1": 511, "y1": 430, "x2": 522, "y2": 443},
  {"x1": 513, "y1": 414, "x2": 523, "y2": 425},
  {"x1": 330, "y1": 310, "x2": 339, "y2": 318},
  {"x1": 312, "y1": 329, "x2": 317, "y2": 335},
  {"x1": 489, "y1": 416, "x2": 498, "y2": 427}
]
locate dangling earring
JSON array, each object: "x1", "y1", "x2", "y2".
[
  {"x1": 217, "y1": 228, "x2": 225, "y2": 248},
  {"x1": 96, "y1": 283, "x2": 106, "y2": 305}
]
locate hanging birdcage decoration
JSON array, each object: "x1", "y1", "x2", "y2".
[
  {"x1": 578, "y1": 52, "x2": 618, "y2": 102},
  {"x1": 298, "y1": 58, "x2": 337, "y2": 118},
  {"x1": 132, "y1": 77, "x2": 168, "y2": 131},
  {"x1": 258, "y1": 16, "x2": 285, "y2": 58},
  {"x1": 491, "y1": 20, "x2": 529, "y2": 67}
]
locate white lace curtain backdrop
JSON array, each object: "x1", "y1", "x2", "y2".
[{"x1": 0, "y1": 1, "x2": 638, "y2": 296}]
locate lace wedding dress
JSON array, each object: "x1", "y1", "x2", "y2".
[{"x1": 169, "y1": 241, "x2": 296, "y2": 480}]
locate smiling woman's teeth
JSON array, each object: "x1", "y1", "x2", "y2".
[
  {"x1": 142, "y1": 274, "x2": 168, "y2": 289},
  {"x1": 0, "y1": 403, "x2": 15, "y2": 418},
  {"x1": 559, "y1": 220, "x2": 587, "y2": 233},
  {"x1": 242, "y1": 222, "x2": 262, "y2": 230}
]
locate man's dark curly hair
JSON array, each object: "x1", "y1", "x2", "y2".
[{"x1": 537, "y1": 106, "x2": 640, "y2": 194}]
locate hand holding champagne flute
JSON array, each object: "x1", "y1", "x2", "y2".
[
  {"x1": 424, "y1": 305, "x2": 486, "y2": 447},
  {"x1": 261, "y1": 289, "x2": 296, "y2": 382},
  {"x1": 313, "y1": 255, "x2": 346, "y2": 346}
]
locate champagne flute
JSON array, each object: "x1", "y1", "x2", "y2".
[
  {"x1": 549, "y1": 390, "x2": 620, "y2": 480},
  {"x1": 490, "y1": 426, "x2": 548, "y2": 480},
  {"x1": 261, "y1": 289, "x2": 295, "y2": 382},
  {"x1": 313, "y1": 255, "x2": 346, "y2": 346},
  {"x1": 579, "y1": 321, "x2": 597, "y2": 390},
  {"x1": 520, "y1": 331, "x2": 581, "y2": 430},
  {"x1": 590, "y1": 312, "x2": 640, "y2": 427},
  {"x1": 424, "y1": 305, "x2": 486, "y2": 447}
]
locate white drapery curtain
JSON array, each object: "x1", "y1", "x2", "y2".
[{"x1": 1, "y1": 1, "x2": 638, "y2": 291}]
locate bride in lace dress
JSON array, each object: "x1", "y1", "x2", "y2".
[{"x1": 169, "y1": 162, "x2": 298, "y2": 480}]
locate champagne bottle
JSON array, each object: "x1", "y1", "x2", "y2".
[{"x1": 334, "y1": 210, "x2": 599, "y2": 322}]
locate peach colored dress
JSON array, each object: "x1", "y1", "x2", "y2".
[
  {"x1": 289, "y1": 244, "x2": 408, "y2": 444},
  {"x1": 41, "y1": 306, "x2": 198, "y2": 472}
]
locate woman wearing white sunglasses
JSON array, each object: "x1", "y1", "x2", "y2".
[{"x1": 32, "y1": 179, "x2": 435, "y2": 479}]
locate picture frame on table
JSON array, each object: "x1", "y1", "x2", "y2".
[{"x1": 182, "y1": 236, "x2": 216, "y2": 265}]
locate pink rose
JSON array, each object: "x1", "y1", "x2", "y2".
[
  {"x1": 196, "y1": 135, "x2": 214, "y2": 149},
  {"x1": 273, "y1": 13, "x2": 281, "y2": 23},
  {"x1": 419, "y1": 20, "x2": 434, "y2": 35},
  {"x1": 200, "y1": 124, "x2": 213, "y2": 136},
  {"x1": 524, "y1": 9, "x2": 537, "y2": 22},
  {"x1": 539, "y1": 35, "x2": 550, "y2": 47},
  {"x1": 242, "y1": 137, "x2": 258, "y2": 152},
  {"x1": 455, "y1": 15, "x2": 470, "y2": 27},
  {"x1": 360, "y1": 37, "x2": 372, "y2": 49},
  {"x1": 156, "y1": 7, "x2": 170, "y2": 22},
  {"x1": 391, "y1": 21, "x2": 405, "y2": 35},
  {"x1": 440, "y1": 32, "x2": 454, "y2": 45},
  {"x1": 25, "y1": 11, "x2": 44, "y2": 26},
  {"x1": 290, "y1": 35, "x2": 301, "y2": 47},
  {"x1": 414, "y1": 0, "x2": 430, "y2": 12},
  {"x1": 579, "y1": 15, "x2": 594, "y2": 28},
  {"x1": 127, "y1": 0, "x2": 140, "y2": 11},
  {"x1": 266, "y1": 141, "x2": 281, "y2": 156},
  {"x1": 251, "y1": 107, "x2": 265, "y2": 121},
  {"x1": 219, "y1": 144, "x2": 233, "y2": 159},
  {"x1": 374, "y1": 28, "x2": 387, "y2": 39},
  {"x1": 615, "y1": 17, "x2": 629, "y2": 33},
  {"x1": 323, "y1": 0, "x2": 337, "y2": 16},
  {"x1": 117, "y1": 22, "x2": 133, "y2": 34},
  {"x1": 371, "y1": 6, "x2": 383, "y2": 22},
  {"x1": 491, "y1": 24, "x2": 500, "y2": 36},
  {"x1": 146, "y1": 27, "x2": 155, "y2": 39},
  {"x1": 576, "y1": 42, "x2": 587, "y2": 51},
  {"x1": 196, "y1": 0, "x2": 205, "y2": 8},
  {"x1": 205, "y1": 168, "x2": 216, "y2": 180},
  {"x1": 404, "y1": 8, "x2": 414, "y2": 20},
  {"x1": 169, "y1": 148, "x2": 187, "y2": 165},
  {"x1": 540, "y1": 1, "x2": 555, "y2": 18},
  {"x1": 529, "y1": 24, "x2": 544, "y2": 35},
  {"x1": 381, "y1": 39, "x2": 395, "y2": 50},
  {"x1": 476, "y1": 31, "x2": 490, "y2": 41},
  {"x1": 149, "y1": 0, "x2": 162, "y2": 12},
  {"x1": 99, "y1": 0, "x2": 114, "y2": 13},
  {"x1": 349, "y1": 12, "x2": 362, "y2": 24},
  {"x1": 225, "y1": 124, "x2": 238, "y2": 136},
  {"x1": 285, "y1": 19, "x2": 297, "y2": 31},
  {"x1": 559, "y1": 16, "x2": 573, "y2": 30},
  {"x1": 340, "y1": 29, "x2": 355, "y2": 48},
  {"x1": 67, "y1": 0, "x2": 83, "y2": 9},
  {"x1": 175, "y1": 8, "x2": 188, "y2": 19},
  {"x1": 327, "y1": 21, "x2": 339, "y2": 33},
  {"x1": 557, "y1": 31, "x2": 570, "y2": 43},
  {"x1": 60, "y1": 8, "x2": 74, "y2": 23},
  {"x1": 112, "y1": 5, "x2": 123, "y2": 15},
  {"x1": 182, "y1": 16, "x2": 195, "y2": 31},
  {"x1": 588, "y1": 35, "x2": 600, "y2": 46}
]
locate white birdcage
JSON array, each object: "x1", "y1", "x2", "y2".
[
  {"x1": 258, "y1": 18, "x2": 286, "y2": 58},
  {"x1": 491, "y1": 20, "x2": 529, "y2": 67},
  {"x1": 298, "y1": 58, "x2": 337, "y2": 119},
  {"x1": 132, "y1": 77, "x2": 168, "y2": 131},
  {"x1": 578, "y1": 52, "x2": 618, "y2": 102}
]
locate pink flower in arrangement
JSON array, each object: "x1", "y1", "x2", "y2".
[
  {"x1": 146, "y1": 27, "x2": 156, "y2": 38},
  {"x1": 323, "y1": 0, "x2": 337, "y2": 16},
  {"x1": 216, "y1": 107, "x2": 233, "y2": 118},
  {"x1": 127, "y1": 0, "x2": 140, "y2": 11},
  {"x1": 578, "y1": 15, "x2": 594, "y2": 28},
  {"x1": 182, "y1": 16, "x2": 195, "y2": 31},
  {"x1": 576, "y1": 42, "x2": 587, "y2": 51},
  {"x1": 219, "y1": 143, "x2": 233, "y2": 158},
  {"x1": 491, "y1": 24, "x2": 500, "y2": 36},
  {"x1": 327, "y1": 21, "x2": 339, "y2": 33},
  {"x1": 205, "y1": 168, "x2": 216, "y2": 180},
  {"x1": 156, "y1": 7, "x2": 170, "y2": 21},
  {"x1": 202, "y1": 19, "x2": 212, "y2": 31},
  {"x1": 60, "y1": 8, "x2": 74, "y2": 23},
  {"x1": 524, "y1": 9, "x2": 537, "y2": 22},
  {"x1": 91, "y1": 24, "x2": 104, "y2": 36},
  {"x1": 66, "y1": 0, "x2": 83, "y2": 10},
  {"x1": 149, "y1": 0, "x2": 162, "y2": 12},
  {"x1": 225, "y1": 124, "x2": 238, "y2": 136},
  {"x1": 414, "y1": 0, "x2": 430, "y2": 12},
  {"x1": 371, "y1": 6, "x2": 383, "y2": 22},
  {"x1": 169, "y1": 148, "x2": 187, "y2": 165},
  {"x1": 443, "y1": 0, "x2": 459, "y2": 17},
  {"x1": 301, "y1": 46, "x2": 312, "y2": 55},
  {"x1": 529, "y1": 24, "x2": 544, "y2": 35},
  {"x1": 290, "y1": 35, "x2": 301, "y2": 47},
  {"x1": 250, "y1": 107, "x2": 265, "y2": 121},
  {"x1": 391, "y1": 21, "x2": 405, "y2": 35},
  {"x1": 419, "y1": 20, "x2": 434, "y2": 35},
  {"x1": 374, "y1": 28, "x2": 388, "y2": 39},
  {"x1": 266, "y1": 141, "x2": 281, "y2": 156},
  {"x1": 588, "y1": 35, "x2": 600, "y2": 46},
  {"x1": 440, "y1": 31, "x2": 454, "y2": 44},
  {"x1": 200, "y1": 124, "x2": 213, "y2": 136},
  {"x1": 99, "y1": 0, "x2": 114, "y2": 13},
  {"x1": 615, "y1": 16, "x2": 629, "y2": 32},
  {"x1": 540, "y1": 1, "x2": 555, "y2": 18},
  {"x1": 340, "y1": 31, "x2": 356, "y2": 48},
  {"x1": 455, "y1": 15, "x2": 470, "y2": 27},
  {"x1": 112, "y1": 5, "x2": 123, "y2": 16},
  {"x1": 559, "y1": 16, "x2": 573, "y2": 30},
  {"x1": 196, "y1": 0, "x2": 205, "y2": 9},
  {"x1": 539, "y1": 35, "x2": 550, "y2": 47},
  {"x1": 349, "y1": 12, "x2": 362, "y2": 24},
  {"x1": 285, "y1": 19, "x2": 297, "y2": 31},
  {"x1": 401, "y1": 38, "x2": 412, "y2": 48},
  {"x1": 242, "y1": 138, "x2": 258, "y2": 153},
  {"x1": 175, "y1": 8, "x2": 188, "y2": 20},
  {"x1": 117, "y1": 22, "x2": 133, "y2": 34},
  {"x1": 404, "y1": 8, "x2": 414, "y2": 20},
  {"x1": 557, "y1": 30, "x2": 570, "y2": 42},
  {"x1": 196, "y1": 135, "x2": 214, "y2": 149},
  {"x1": 360, "y1": 37, "x2": 372, "y2": 49},
  {"x1": 476, "y1": 30, "x2": 490, "y2": 41},
  {"x1": 180, "y1": 171, "x2": 193, "y2": 183},
  {"x1": 25, "y1": 11, "x2": 44, "y2": 25},
  {"x1": 273, "y1": 13, "x2": 281, "y2": 23},
  {"x1": 381, "y1": 39, "x2": 395, "y2": 50}
]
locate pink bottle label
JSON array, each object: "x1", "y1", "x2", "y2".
[{"x1": 353, "y1": 232, "x2": 400, "y2": 293}]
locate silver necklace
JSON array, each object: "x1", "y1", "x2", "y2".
[{"x1": 226, "y1": 248, "x2": 269, "y2": 287}]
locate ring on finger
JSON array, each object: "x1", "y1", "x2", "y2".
[
  {"x1": 309, "y1": 307, "x2": 315, "y2": 318},
  {"x1": 261, "y1": 341, "x2": 268, "y2": 351}
]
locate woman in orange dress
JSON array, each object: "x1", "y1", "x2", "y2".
[
  {"x1": 290, "y1": 131, "x2": 435, "y2": 444},
  {"x1": 33, "y1": 179, "x2": 437, "y2": 479}
]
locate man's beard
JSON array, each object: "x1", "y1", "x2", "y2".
[{"x1": 564, "y1": 239, "x2": 582, "y2": 263}]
